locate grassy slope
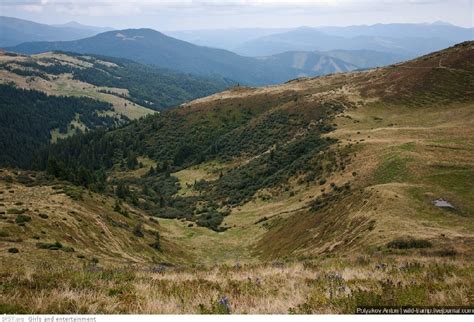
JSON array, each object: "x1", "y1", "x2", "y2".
[
  {"x1": 0, "y1": 170, "x2": 186, "y2": 266},
  {"x1": 255, "y1": 42, "x2": 474, "y2": 259},
  {"x1": 155, "y1": 42, "x2": 474, "y2": 263},
  {"x1": 0, "y1": 42, "x2": 473, "y2": 313},
  {"x1": 0, "y1": 52, "x2": 154, "y2": 122}
]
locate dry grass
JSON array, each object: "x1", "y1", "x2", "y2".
[
  {"x1": 0, "y1": 254, "x2": 471, "y2": 314},
  {"x1": 0, "y1": 170, "x2": 184, "y2": 265}
]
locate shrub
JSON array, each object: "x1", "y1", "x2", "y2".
[
  {"x1": 36, "y1": 241, "x2": 63, "y2": 250},
  {"x1": 7, "y1": 248, "x2": 19, "y2": 253},
  {"x1": 8, "y1": 208, "x2": 28, "y2": 215},
  {"x1": 387, "y1": 237, "x2": 432, "y2": 249},
  {"x1": 149, "y1": 230, "x2": 161, "y2": 250},
  {"x1": 133, "y1": 223, "x2": 144, "y2": 237},
  {"x1": 436, "y1": 248, "x2": 457, "y2": 257},
  {"x1": 38, "y1": 213, "x2": 49, "y2": 219},
  {"x1": 15, "y1": 214, "x2": 31, "y2": 224},
  {"x1": 198, "y1": 296, "x2": 231, "y2": 314}
]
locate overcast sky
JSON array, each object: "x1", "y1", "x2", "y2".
[{"x1": 1, "y1": 0, "x2": 473, "y2": 30}]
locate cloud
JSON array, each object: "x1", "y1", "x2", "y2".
[{"x1": 1, "y1": 0, "x2": 470, "y2": 29}]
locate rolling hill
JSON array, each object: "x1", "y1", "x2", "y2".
[
  {"x1": 0, "y1": 51, "x2": 231, "y2": 167},
  {"x1": 7, "y1": 28, "x2": 362, "y2": 85},
  {"x1": 0, "y1": 16, "x2": 112, "y2": 47},
  {"x1": 0, "y1": 42, "x2": 473, "y2": 313}
]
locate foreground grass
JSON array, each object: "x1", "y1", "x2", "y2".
[{"x1": 1, "y1": 254, "x2": 472, "y2": 314}]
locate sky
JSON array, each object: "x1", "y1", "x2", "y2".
[{"x1": 1, "y1": 0, "x2": 473, "y2": 30}]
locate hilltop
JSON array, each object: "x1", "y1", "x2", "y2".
[{"x1": 0, "y1": 16, "x2": 111, "y2": 47}]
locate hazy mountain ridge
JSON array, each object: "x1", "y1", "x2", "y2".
[
  {"x1": 234, "y1": 23, "x2": 474, "y2": 57},
  {"x1": 0, "y1": 16, "x2": 113, "y2": 47},
  {"x1": 256, "y1": 51, "x2": 360, "y2": 75},
  {"x1": 166, "y1": 27, "x2": 291, "y2": 51},
  {"x1": 7, "y1": 28, "x2": 358, "y2": 85},
  {"x1": 4, "y1": 18, "x2": 462, "y2": 84},
  {"x1": 52, "y1": 21, "x2": 113, "y2": 33}
]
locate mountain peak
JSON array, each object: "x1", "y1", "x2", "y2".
[{"x1": 432, "y1": 20, "x2": 454, "y2": 26}]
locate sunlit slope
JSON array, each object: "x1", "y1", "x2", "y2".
[
  {"x1": 1, "y1": 42, "x2": 472, "y2": 266},
  {"x1": 0, "y1": 170, "x2": 187, "y2": 265}
]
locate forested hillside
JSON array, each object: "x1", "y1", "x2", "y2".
[
  {"x1": 0, "y1": 51, "x2": 232, "y2": 168},
  {"x1": 0, "y1": 51, "x2": 232, "y2": 110},
  {"x1": 0, "y1": 84, "x2": 118, "y2": 167},
  {"x1": 34, "y1": 42, "x2": 474, "y2": 234}
]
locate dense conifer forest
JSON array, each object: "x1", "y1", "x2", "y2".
[{"x1": 0, "y1": 84, "x2": 118, "y2": 167}]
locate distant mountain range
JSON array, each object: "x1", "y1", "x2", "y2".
[
  {"x1": 6, "y1": 28, "x2": 360, "y2": 85},
  {"x1": 52, "y1": 21, "x2": 113, "y2": 33},
  {"x1": 166, "y1": 28, "x2": 291, "y2": 51},
  {"x1": 3, "y1": 17, "x2": 471, "y2": 85},
  {"x1": 233, "y1": 23, "x2": 474, "y2": 57},
  {"x1": 0, "y1": 16, "x2": 113, "y2": 47}
]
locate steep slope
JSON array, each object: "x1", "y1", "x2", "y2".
[
  {"x1": 7, "y1": 29, "x2": 360, "y2": 85},
  {"x1": 0, "y1": 16, "x2": 111, "y2": 47},
  {"x1": 31, "y1": 42, "x2": 474, "y2": 262},
  {"x1": 0, "y1": 84, "x2": 120, "y2": 167},
  {"x1": 0, "y1": 169, "x2": 185, "y2": 265}
]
